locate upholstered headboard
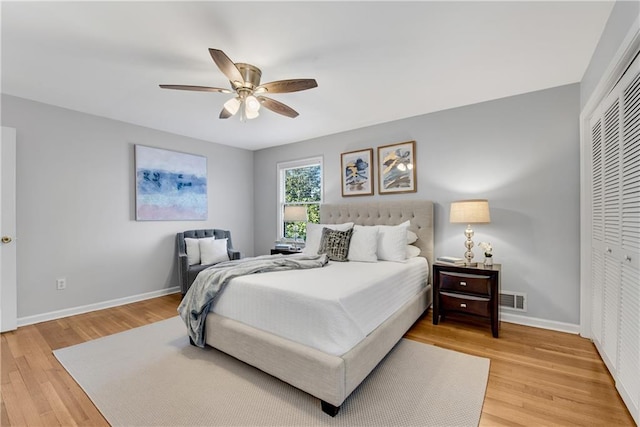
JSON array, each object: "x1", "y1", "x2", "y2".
[{"x1": 320, "y1": 200, "x2": 434, "y2": 283}]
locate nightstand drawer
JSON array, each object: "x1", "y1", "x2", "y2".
[
  {"x1": 440, "y1": 292, "x2": 490, "y2": 317},
  {"x1": 439, "y1": 271, "x2": 491, "y2": 296}
]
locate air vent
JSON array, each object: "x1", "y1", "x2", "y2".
[{"x1": 500, "y1": 291, "x2": 527, "y2": 312}]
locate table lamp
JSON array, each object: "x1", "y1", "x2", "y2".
[
  {"x1": 283, "y1": 205, "x2": 308, "y2": 251},
  {"x1": 449, "y1": 199, "x2": 491, "y2": 265}
]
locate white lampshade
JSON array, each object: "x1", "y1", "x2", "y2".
[
  {"x1": 449, "y1": 199, "x2": 491, "y2": 224},
  {"x1": 223, "y1": 97, "x2": 241, "y2": 115},
  {"x1": 245, "y1": 108, "x2": 259, "y2": 119},
  {"x1": 245, "y1": 95, "x2": 261, "y2": 113},
  {"x1": 284, "y1": 205, "x2": 308, "y2": 222}
]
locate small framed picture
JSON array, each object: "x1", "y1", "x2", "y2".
[
  {"x1": 377, "y1": 141, "x2": 417, "y2": 194},
  {"x1": 341, "y1": 148, "x2": 374, "y2": 197}
]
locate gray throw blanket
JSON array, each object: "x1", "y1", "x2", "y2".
[{"x1": 178, "y1": 253, "x2": 329, "y2": 347}]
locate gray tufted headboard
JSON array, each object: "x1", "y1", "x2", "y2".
[{"x1": 320, "y1": 200, "x2": 434, "y2": 284}]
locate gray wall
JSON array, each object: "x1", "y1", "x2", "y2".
[
  {"x1": 254, "y1": 84, "x2": 581, "y2": 325},
  {"x1": 2, "y1": 94, "x2": 254, "y2": 319},
  {"x1": 581, "y1": 0, "x2": 640, "y2": 109}
]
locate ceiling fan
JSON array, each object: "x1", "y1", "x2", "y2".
[{"x1": 160, "y1": 48, "x2": 318, "y2": 121}]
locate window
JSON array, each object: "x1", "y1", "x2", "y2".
[{"x1": 277, "y1": 157, "x2": 322, "y2": 242}]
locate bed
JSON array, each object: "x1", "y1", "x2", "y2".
[{"x1": 200, "y1": 200, "x2": 434, "y2": 416}]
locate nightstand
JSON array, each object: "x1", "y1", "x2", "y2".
[
  {"x1": 432, "y1": 263, "x2": 501, "y2": 337},
  {"x1": 270, "y1": 248, "x2": 303, "y2": 255}
]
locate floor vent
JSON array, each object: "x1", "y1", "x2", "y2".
[{"x1": 500, "y1": 291, "x2": 527, "y2": 312}]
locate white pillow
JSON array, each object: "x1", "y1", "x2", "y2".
[
  {"x1": 376, "y1": 220, "x2": 410, "y2": 262},
  {"x1": 303, "y1": 222, "x2": 354, "y2": 255},
  {"x1": 407, "y1": 230, "x2": 418, "y2": 245},
  {"x1": 200, "y1": 238, "x2": 230, "y2": 265},
  {"x1": 348, "y1": 225, "x2": 379, "y2": 262},
  {"x1": 185, "y1": 237, "x2": 203, "y2": 266},
  {"x1": 406, "y1": 244, "x2": 421, "y2": 258}
]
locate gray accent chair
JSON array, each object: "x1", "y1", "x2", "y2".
[{"x1": 177, "y1": 229, "x2": 241, "y2": 295}]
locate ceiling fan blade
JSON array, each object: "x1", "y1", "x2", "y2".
[
  {"x1": 257, "y1": 96, "x2": 299, "y2": 118},
  {"x1": 159, "y1": 84, "x2": 232, "y2": 93},
  {"x1": 257, "y1": 79, "x2": 317, "y2": 94},
  {"x1": 208, "y1": 48, "x2": 244, "y2": 85}
]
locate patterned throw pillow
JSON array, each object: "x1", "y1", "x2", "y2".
[{"x1": 318, "y1": 227, "x2": 353, "y2": 262}]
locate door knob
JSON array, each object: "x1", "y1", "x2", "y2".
[{"x1": 1, "y1": 236, "x2": 12, "y2": 244}]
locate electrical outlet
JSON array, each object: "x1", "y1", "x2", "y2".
[{"x1": 56, "y1": 278, "x2": 66, "y2": 290}]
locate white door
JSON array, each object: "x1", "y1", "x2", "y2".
[
  {"x1": 587, "y1": 53, "x2": 640, "y2": 423},
  {"x1": 1, "y1": 127, "x2": 17, "y2": 332}
]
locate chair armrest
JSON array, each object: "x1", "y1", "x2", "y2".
[
  {"x1": 178, "y1": 245, "x2": 187, "y2": 257},
  {"x1": 178, "y1": 255, "x2": 189, "y2": 290},
  {"x1": 176, "y1": 234, "x2": 189, "y2": 294},
  {"x1": 228, "y1": 249, "x2": 241, "y2": 260}
]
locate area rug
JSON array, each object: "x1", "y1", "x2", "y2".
[{"x1": 54, "y1": 316, "x2": 489, "y2": 426}]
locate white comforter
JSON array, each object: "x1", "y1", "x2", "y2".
[{"x1": 211, "y1": 256, "x2": 428, "y2": 356}]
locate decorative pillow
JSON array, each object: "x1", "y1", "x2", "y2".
[
  {"x1": 376, "y1": 220, "x2": 410, "y2": 262},
  {"x1": 185, "y1": 237, "x2": 203, "y2": 266},
  {"x1": 200, "y1": 238, "x2": 230, "y2": 265},
  {"x1": 303, "y1": 222, "x2": 354, "y2": 255},
  {"x1": 318, "y1": 227, "x2": 353, "y2": 262},
  {"x1": 348, "y1": 225, "x2": 379, "y2": 262},
  {"x1": 407, "y1": 230, "x2": 418, "y2": 245},
  {"x1": 406, "y1": 244, "x2": 421, "y2": 258}
]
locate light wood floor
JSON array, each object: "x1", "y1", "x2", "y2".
[{"x1": 1, "y1": 294, "x2": 634, "y2": 426}]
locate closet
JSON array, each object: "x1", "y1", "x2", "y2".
[{"x1": 588, "y1": 52, "x2": 639, "y2": 423}]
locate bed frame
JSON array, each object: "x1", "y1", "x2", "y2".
[{"x1": 203, "y1": 200, "x2": 434, "y2": 416}]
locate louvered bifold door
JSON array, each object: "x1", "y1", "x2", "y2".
[
  {"x1": 590, "y1": 95, "x2": 623, "y2": 372},
  {"x1": 601, "y1": 98, "x2": 622, "y2": 372},
  {"x1": 622, "y1": 70, "x2": 640, "y2": 261},
  {"x1": 588, "y1": 51, "x2": 640, "y2": 424},
  {"x1": 618, "y1": 59, "x2": 640, "y2": 421},
  {"x1": 590, "y1": 118, "x2": 604, "y2": 344}
]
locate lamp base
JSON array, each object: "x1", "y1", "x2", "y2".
[
  {"x1": 464, "y1": 224, "x2": 475, "y2": 265},
  {"x1": 292, "y1": 225, "x2": 299, "y2": 251}
]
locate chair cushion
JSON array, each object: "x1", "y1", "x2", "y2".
[
  {"x1": 200, "y1": 238, "x2": 230, "y2": 265},
  {"x1": 185, "y1": 237, "x2": 206, "y2": 265}
]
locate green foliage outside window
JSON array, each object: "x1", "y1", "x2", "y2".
[{"x1": 284, "y1": 164, "x2": 321, "y2": 241}]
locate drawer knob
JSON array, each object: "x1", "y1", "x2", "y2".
[
  {"x1": 459, "y1": 281, "x2": 467, "y2": 286},
  {"x1": 460, "y1": 303, "x2": 467, "y2": 308}
]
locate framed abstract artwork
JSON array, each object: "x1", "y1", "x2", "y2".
[
  {"x1": 377, "y1": 141, "x2": 417, "y2": 194},
  {"x1": 341, "y1": 148, "x2": 374, "y2": 197},
  {"x1": 135, "y1": 145, "x2": 207, "y2": 220}
]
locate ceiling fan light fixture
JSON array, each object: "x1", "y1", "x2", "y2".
[
  {"x1": 238, "y1": 99, "x2": 259, "y2": 122},
  {"x1": 245, "y1": 107, "x2": 259, "y2": 120},
  {"x1": 245, "y1": 95, "x2": 260, "y2": 113},
  {"x1": 223, "y1": 97, "x2": 241, "y2": 115}
]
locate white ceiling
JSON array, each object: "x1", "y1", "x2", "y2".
[{"x1": 1, "y1": 1, "x2": 613, "y2": 151}]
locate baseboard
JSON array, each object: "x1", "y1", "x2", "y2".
[
  {"x1": 500, "y1": 311, "x2": 580, "y2": 335},
  {"x1": 17, "y1": 287, "x2": 181, "y2": 327}
]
